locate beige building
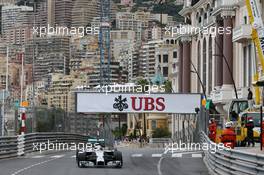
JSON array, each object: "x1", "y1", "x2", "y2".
[
  {"x1": 0, "y1": 54, "x2": 6, "y2": 89},
  {"x1": 47, "y1": 73, "x2": 87, "y2": 112},
  {"x1": 111, "y1": 30, "x2": 136, "y2": 81},
  {"x1": 1, "y1": 5, "x2": 33, "y2": 44}
]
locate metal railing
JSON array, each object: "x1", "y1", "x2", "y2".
[
  {"x1": 0, "y1": 133, "x2": 88, "y2": 159},
  {"x1": 201, "y1": 132, "x2": 264, "y2": 175}
]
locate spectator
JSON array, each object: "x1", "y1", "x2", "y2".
[
  {"x1": 246, "y1": 118, "x2": 255, "y2": 147},
  {"x1": 248, "y1": 88, "x2": 253, "y2": 110}
]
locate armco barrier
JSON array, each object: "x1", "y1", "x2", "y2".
[
  {"x1": 201, "y1": 132, "x2": 264, "y2": 175},
  {"x1": 0, "y1": 133, "x2": 88, "y2": 159},
  {"x1": 0, "y1": 136, "x2": 18, "y2": 159}
]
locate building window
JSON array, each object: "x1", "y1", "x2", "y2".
[
  {"x1": 199, "y1": 16, "x2": 202, "y2": 23},
  {"x1": 204, "y1": 12, "x2": 207, "y2": 20},
  {"x1": 173, "y1": 51, "x2": 177, "y2": 58},
  {"x1": 202, "y1": 39, "x2": 207, "y2": 91},
  {"x1": 121, "y1": 32, "x2": 127, "y2": 39},
  {"x1": 208, "y1": 36, "x2": 212, "y2": 93},
  {"x1": 243, "y1": 46, "x2": 247, "y2": 87},
  {"x1": 244, "y1": 16, "x2": 247, "y2": 25},
  {"x1": 151, "y1": 120, "x2": 157, "y2": 129},
  {"x1": 248, "y1": 44, "x2": 252, "y2": 86},
  {"x1": 197, "y1": 41, "x2": 201, "y2": 92},
  {"x1": 163, "y1": 67, "x2": 168, "y2": 77},
  {"x1": 158, "y1": 55, "x2": 161, "y2": 63},
  {"x1": 163, "y1": 54, "x2": 168, "y2": 63}
]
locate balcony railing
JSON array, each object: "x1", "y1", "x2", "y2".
[
  {"x1": 232, "y1": 87, "x2": 248, "y2": 99},
  {"x1": 202, "y1": 16, "x2": 216, "y2": 28},
  {"x1": 211, "y1": 88, "x2": 234, "y2": 103},
  {"x1": 215, "y1": 0, "x2": 239, "y2": 7},
  {"x1": 232, "y1": 24, "x2": 252, "y2": 43}
]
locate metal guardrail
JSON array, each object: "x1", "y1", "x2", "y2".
[
  {"x1": 201, "y1": 132, "x2": 264, "y2": 175},
  {"x1": 0, "y1": 133, "x2": 88, "y2": 159},
  {"x1": 0, "y1": 136, "x2": 18, "y2": 159},
  {"x1": 149, "y1": 138, "x2": 172, "y2": 144},
  {"x1": 149, "y1": 138, "x2": 172, "y2": 148}
]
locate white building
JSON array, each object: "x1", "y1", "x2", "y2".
[{"x1": 177, "y1": 0, "x2": 263, "y2": 115}]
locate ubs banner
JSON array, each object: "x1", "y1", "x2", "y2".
[{"x1": 76, "y1": 93, "x2": 201, "y2": 114}]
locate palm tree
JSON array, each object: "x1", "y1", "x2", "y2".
[
  {"x1": 136, "y1": 78, "x2": 149, "y2": 138},
  {"x1": 164, "y1": 80, "x2": 173, "y2": 93}
]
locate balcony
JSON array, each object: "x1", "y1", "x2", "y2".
[
  {"x1": 172, "y1": 58, "x2": 178, "y2": 63},
  {"x1": 211, "y1": 88, "x2": 233, "y2": 103},
  {"x1": 232, "y1": 87, "x2": 248, "y2": 99},
  {"x1": 233, "y1": 24, "x2": 252, "y2": 43},
  {"x1": 212, "y1": 0, "x2": 239, "y2": 16},
  {"x1": 202, "y1": 16, "x2": 216, "y2": 28}
]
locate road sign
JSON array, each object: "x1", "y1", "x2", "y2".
[
  {"x1": 19, "y1": 107, "x2": 26, "y2": 113},
  {"x1": 20, "y1": 101, "x2": 29, "y2": 107}
]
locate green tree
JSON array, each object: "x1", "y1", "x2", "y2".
[
  {"x1": 152, "y1": 127, "x2": 171, "y2": 138},
  {"x1": 137, "y1": 78, "x2": 149, "y2": 92},
  {"x1": 164, "y1": 80, "x2": 173, "y2": 93}
]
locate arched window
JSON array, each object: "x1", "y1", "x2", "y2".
[
  {"x1": 171, "y1": 40, "x2": 174, "y2": 44},
  {"x1": 197, "y1": 41, "x2": 201, "y2": 92},
  {"x1": 202, "y1": 38, "x2": 207, "y2": 92},
  {"x1": 208, "y1": 36, "x2": 213, "y2": 93}
]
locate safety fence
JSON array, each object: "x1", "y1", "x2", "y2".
[
  {"x1": 0, "y1": 133, "x2": 87, "y2": 159},
  {"x1": 201, "y1": 132, "x2": 264, "y2": 175}
]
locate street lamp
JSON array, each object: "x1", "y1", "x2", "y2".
[
  {"x1": 190, "y1": 61, "x2": 207, "y2": 99},
  {"x1": 213, "y1": 38, "x2": 238, "y2": 99}
]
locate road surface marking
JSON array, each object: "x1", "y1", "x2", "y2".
[
  {"x1": 152, "y1": 154, "x2": 162, "y2": 157},
  {"x1": 71, "y1": 155, "x2": 76, "y2": 158},
  {"x1": 172, "y1": 153, "x2": 182, "y2": 158},
  {"x1": 32, "y1": 155, "x2": 45, "y2": 159},
  {"x1": 191, "y1": 154, "x2": 202, "y2": 158},
  {"x1": 131, "y1": 154, "x2": 143, "y2": 157},
  {"x1": 157, "y1": 157, "x2": 164, "y2": 175},
  {"x1": 50, "y1": 154, "x2": 65, "y2": 158},
  {"x1": 11, "y1": 156, "x2": 63, "y2": 175}
]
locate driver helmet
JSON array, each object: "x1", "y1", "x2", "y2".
[
  {"x1": 248, "y1": 118, "x2": 254, "y2": 123},
  {"x1": 225, "y1": 121, "x2": 233, "y2": 128}
]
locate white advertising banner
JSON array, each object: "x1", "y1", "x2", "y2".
[{"x1": 76, "y1": 93, "x2": 201, "y2": 114}]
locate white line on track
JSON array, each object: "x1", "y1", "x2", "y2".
[
  {"x1": 172, "y1": 153, "x2": 182, "y2": 158},
  {"x1": 31, "y1": 155, "x2": 45, "y2": 159},
  {"x1": 152, "y1": 154, "x2": 162, "y2": 157},
  {"x1": 131, "y1": 154, "x2": 143, "y2": 157},
  {"x1": 10, "y1": 155, "x2": 64, "y2": 175},
  {"x1": 71, "y1": 155, "x2": 76, "y2": 158},
  {"x1": 50, "y1": 155, "x2": 65, "y2": 158},
  {"x1": 157, "y1": 157, "x2": 164, "y2": 175},
  {"x1": 191, "y1": 154, "x2": 202, "y2": 158}
]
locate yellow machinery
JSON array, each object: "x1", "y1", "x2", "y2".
[{"x1": 246, "y1": 0, "x2": 264, "y2": 104}]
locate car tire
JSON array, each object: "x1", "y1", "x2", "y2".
[
  {"x1": 77, "y1": 160, "x2": 85, "y2": 168},
  {"x1": 114, "y1": 151, "x2": 123, "y2": 168}
]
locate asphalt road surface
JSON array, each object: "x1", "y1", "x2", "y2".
[{"x1": 0, "y1": 148, "x2": 208, "y2": 175}]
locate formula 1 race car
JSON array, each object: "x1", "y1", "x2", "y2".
[{"x1": 76, "y1": 139, "x2": 123, "y2": 168}]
